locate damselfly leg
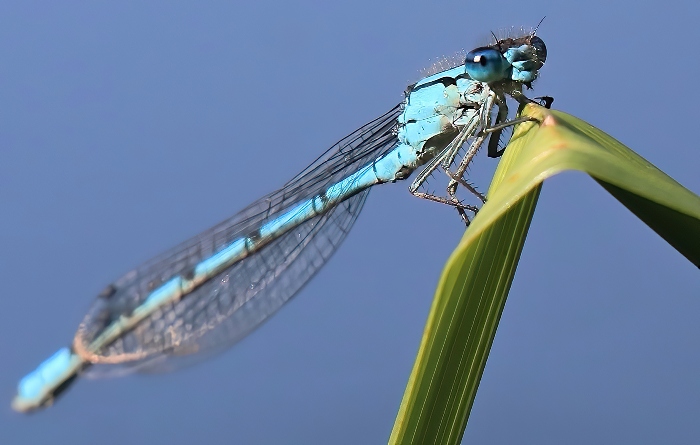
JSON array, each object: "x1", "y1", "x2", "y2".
[{"x1": 411, "y1": 91, "x2": 554, "y2": 225}]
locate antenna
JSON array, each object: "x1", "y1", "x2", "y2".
[
  {"x1": 532, "y1": 16, "x2": 547, "y2": 36},
  {"x1": 490, "y1": 30, "x2": 500, "y2": 49}
]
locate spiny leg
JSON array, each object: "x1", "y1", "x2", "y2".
[
  {"x1": 445, "y1": 132, "x2": 488, "y2": 203},
  {"x1": 442, "y1": 92, "x2": 498, "y2": 206},
  {"x1": 411, "y1": 155, "x2": 480, "y2": 224},
  {"x1": 446, "y1": 93, "x2": 550, "y2": 202},
  {"x1": 485, "y1": 95, "x2": 542, "y2": 158},
  {"x1": 410, "y1": 190, "x2": 479, "y2": 223},
  {"x1": 442, "y1": 132, "x2": 489, "y2": 225},
  {"x1": 409, "y1": 124, "x2": 472, "y2": 200},
  {"x1": 487, "y1": 92, "x2": 555, "y2": 158},
  {"x1": 409, "y1": 127, "x2": 480, "y2": 224},
  {"x1": 444, "y1": 94, "x2": 499, "y2": 202}
]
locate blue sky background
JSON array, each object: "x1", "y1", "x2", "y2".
[{"x1": 1, "y1": 1, "x2": 698, "y2": 444}]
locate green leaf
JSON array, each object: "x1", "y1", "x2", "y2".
[{"x1": 389, "y1": 104, "x2": 700, "y2": 445}]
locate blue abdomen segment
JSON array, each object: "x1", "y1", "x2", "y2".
[{"x1": 12, "y1": 348, "x2": 84, "y2": 412}]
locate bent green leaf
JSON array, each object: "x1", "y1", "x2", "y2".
[{"x1": 389, "y1": 104, "x2": 700, "y2": 445}]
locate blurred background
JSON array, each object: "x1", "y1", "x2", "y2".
[{"x1": 0, "y1": 1, "x2": 698, "y2": 444}]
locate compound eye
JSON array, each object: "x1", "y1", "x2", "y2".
[
  {"x1": 530, "y1": 36, "x2": 547, "y2": 64},
  {"x1": 465, "y1": 47, "x2": 511, "y2": 82}
]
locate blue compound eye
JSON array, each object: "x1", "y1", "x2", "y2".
[{"x1": 464, "y1": 47, "x2": 511, "y2": 82}]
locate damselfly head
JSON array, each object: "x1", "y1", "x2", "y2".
[{"x1": 465, "y1": 34, "x2": 546, "y2": 84}]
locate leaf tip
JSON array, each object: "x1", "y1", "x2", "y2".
[{"x1": 541, "y1": 114, "x2": 557, "y2": 127}]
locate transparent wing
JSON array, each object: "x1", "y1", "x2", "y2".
[
  {"x1": 76, "y1": 104, "x2": 402, "y2": 375},
  {"x1": 87, "y1": 192, "x2": 369, "y2": 377}
]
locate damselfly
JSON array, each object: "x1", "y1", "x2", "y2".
[{"x1": 13, "y1": 30, "x2": 549, "y2": 412}]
